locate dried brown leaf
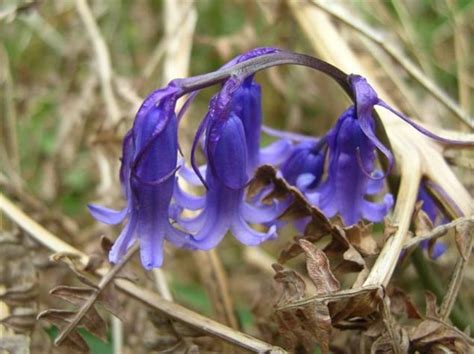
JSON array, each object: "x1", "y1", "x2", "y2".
[
  {"x1": 0, "y1": 312, "x2": 36, "y2": 333},
  {"x1": 329, "y1": 287, "x2": 384, "y2": 328},
  {"x1": 454, "y1": 222, "x2": 472, "y2": 261},
  {"x1": 324, "y1": 226, "x2": 366, "y2": 274},
  {"x1": 38, "y1": 306, "x2": 107, "y2": 343},
  {"x1": 0, "y1": 282, "x2": 38, "y2": 307},
  {"x1": 275, "y1": 311, "x2": 303, "y2": 351},
  {"x1": 383, "y1": 219, "x2": 398, "y2": 242},
  {"x1": 425, "y1": 291, "x2": 440, "y2": 319},
  {"x1": 413, "y1": 201, "x2": 434, "y2": 236},
  {"x1": 50, "y1": 286, "x2": 96, "y2": 307},
  {"x1": 408, "y1": 319, "x2": 472, "y2": 353},
  {"x1": 250, "y1": 165, "x2": 344, "y2": 265},
  {"x1": 298, "y1": 240, "x2": 340, "y2": 295},
  {"x1": 50, "y1": 284, "x2": 122, "y2": 321},
  {"x1": 345, "y1": 222, "x2": 378, "y2": 256},
  {"x1": 298, "y1": 304, "x2": 332, "y2": 353},
  {"x1": 50, "y1": 252, "x2": 98, "y2": 289},
  {"x1": 388, "y1": 288, "x2": 422, "y2": 320},
  {"x1": 37, "y1": 309, "x2": 89, "y2": 353},
  {"x1": 272, "y1": 264, "x2": 306, "y2": 305}
]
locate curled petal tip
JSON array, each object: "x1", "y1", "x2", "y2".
[{"x1": 88, "y1": 204, "x2": 128, "y2": 225}]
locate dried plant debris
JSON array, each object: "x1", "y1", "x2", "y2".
[
  {"x1": 0, "y1": 229, "x2": 39, "y2": 354},
  {"x1": 146, "y1": 312, "x2": 201, "y2": 352},
  {"x1": 254, "y1": 167, "x2": 474, "y2": 352},
  {"x1": 37, "y1": 252, "x2": 122, "y2": 353},
  {"x1": 250, "y1": 165, "x2": 370, "y2": 274},
  {"x1": 0, "y1": 335, "x2": 30, "y2": 354}
]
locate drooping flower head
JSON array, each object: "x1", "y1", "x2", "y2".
[
  {"x1": 280, "y1": 75, "x2": 395, "y2": 226},
  {"x1": 89, "y1": 86, "x2": 190, "y2": 269},
  {"x1": 305, "y1": 105, "x2": 393, "y2": 225},
  {"x1": 175, "y1": 78, "x2": 287, "y2": 249}
]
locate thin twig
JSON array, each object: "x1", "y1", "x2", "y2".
[
  {"x1": 0, "y1": 46, "x2": 20, "y2": 181},
  {"x1": 152, "y1": 269, "x2": 173, "y2": 301},
  {"x1": 310, "y1": 0, "x2": 473, "y2": 129},
  {"x1": 403, "y1": 216, "x2": 474, "y2": 249},
  {"x1": 447, "y1": 0, "x2": 471, "y2": 114},
  {"x1": 410, "y1": 248, "x2": 470, "y2": 329},
  {"x1": 381, "y1": 297, "x2": 404, "y2": 354},
  {"x1": 111, "y1": 312, "x2": 123, "y2": 354},
  {"x1": 439, "y1": 223, "x2": 473, "y2": 322},
  {"x1": 141, "y1": 4, "x2": 195, "y2": 80},
  {"x1": 193, "y1": 251, "x2": 240, "y2": 331},
  {"x1": 0, "y1": 193, "x2": 286, "y2": 353},
  {"x1": 0, "y1": 193, "x2": 87, "y2": 263},
  {"x1": 54, "y1": 242, "x2": 139, "y2": 346},
  {"x1": 74, "y1": 0, "x2": 121, "y2": 123}
]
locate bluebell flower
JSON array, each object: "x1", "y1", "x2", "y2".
[
  {"x1": 280, "y1": 75, "x2": 395, "y2": 226},
  {"x1": 417, "y1": 185, "x2": 447, "y2": 259},
  {"x1": 174, "y1": 81, "x2": 287, "y2": 249},
  {"x1": 304, "y1": 106, "x2": 393, "y2": 225},
  {"x1": 89, "y1": 87, "x2": 190, "y2": 269}
]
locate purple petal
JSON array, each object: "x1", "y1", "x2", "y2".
[
  {"x1": 361, "y1": 194, "x2": 394, "y2": 222},
  {"x1": 165, "y1": 223, "x2": 192, "y2": 248},
  {"x1": 349, "y1": 75, "x2": 394, "y2": 177},
  {"x1": 231, "y1": 78, "x2": 263, "y2": 172},
  {"x1": 109, "y1": 216, "x2": 138, "y2": 264},
  {"x1": 296, "y1": 173, "x2": 317, "y2": 191},
  {"x1": 418, "y1": 185, "x2": 439, "y2": 223},
  {"x1": 88, "y1": 204, "x2": 128, "y2": 225},
  {"x1": 366, "y1": 170, "x2": 384, "y2": 195},
  {"x1": 231, "y1": 216, "x2": 277, "y2": 246},
  {"x1": 178, "y1": 163, "x2": 207, "y2": 186},
  {"x1": 260, "y1": 139, "x2": 294, "y2": 166},
  {"x1": 209, "y1": 114, "x2": 248, "y2": 189},
  {"x1": 241, "y1": 198, "x2": 289, "y2": 224},
  {"x1": 188, "y1": 212, "x2": 232, "y2": 250},
  {"x1": 136, "y1": 211, "x2": 167, "y2": 270},
  {"x1": 262, "y1": 125, "x2": 318, "y2": 142},
  {"x1": 421, "y1": 240, "x2": 447, "y2": 260},
  {"x1": 174, "y1": 179, "x2": 205, "y2": 210},
  {"x1": 176, "y1": 209, "x2": 208, "y2": 233}
]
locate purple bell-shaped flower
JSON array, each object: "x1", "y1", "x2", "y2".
[{"x1": 89, "y1": 88, "x2": 190, "y2": 269}]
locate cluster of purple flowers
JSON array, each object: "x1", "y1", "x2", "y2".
[{"x1": 89, "y1": 48, "x2": 452, "y2": 269}]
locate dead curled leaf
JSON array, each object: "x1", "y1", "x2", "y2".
[
  {"x1": 272, "y1": 263, "x2": 306, "y2": 305},
  {"x1": 298, "y1": 240, "x2": 340, "y2": 295},
  {"x1": 408, "y1": 319, "x2": 472, "y2": 353},
  {"x1": 250, "y1": 165, "x2": 367, "y2": 273},
  {"x1": 388, "y1": 287, "x2": 422, "y2": 320},
  {"x1": 455, "y1": 222, "x2": 473, "y2": 261},
  {"x1": 345, "y1": 222, "x2": 379, "y2": 256},
  {"x1": 37, "y1": 310, "x2": 89, "y2": 353}
]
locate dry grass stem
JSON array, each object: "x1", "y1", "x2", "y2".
[
  {"x1": 403, "y1": 216, "x2": 473, "y2": 249},
  {"x1": 74, "y1": 0, "x2": 120, "y2": 123},
  {"x1": 439, "y1": 224, "x2": 473, "y2": 322}
]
